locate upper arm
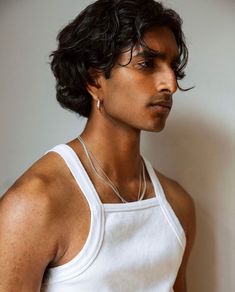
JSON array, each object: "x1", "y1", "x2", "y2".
[
  {"x1": 155, "y1": 170, "x2": 196, "y2": 292},
  {"x1": 170, "y1": 181, "x2": 196, "y2": 292},
  {"x1": 0, "y1": 178, "x2": 59, "y2": 292}
]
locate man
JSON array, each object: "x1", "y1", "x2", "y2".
[{"x1": 0, "y1": 0, "x2": 196, "y2": 291}]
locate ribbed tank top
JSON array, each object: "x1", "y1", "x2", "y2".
[{"x1": 41, "y1": 144, "x2": 186, "y2": 292}]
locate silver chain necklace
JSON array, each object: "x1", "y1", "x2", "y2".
[{"x1": 77, "y1": 135, "x2": 147, "y2": 203}]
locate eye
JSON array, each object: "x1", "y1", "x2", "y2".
[{"x1": 137, "y1": 59, "x2": 155, "y2": 70}]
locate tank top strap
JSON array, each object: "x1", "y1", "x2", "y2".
[
  {"x1": 142, "y1": 156, "x2": 168, "y2": 202},
  {"x1": 45, "y1": 144, "x2": 103, "y2": 209},
  {"x1": 142, "y1": 156, "x2": 186, "y2": 249}
]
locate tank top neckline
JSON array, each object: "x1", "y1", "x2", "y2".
[
  {"x1": 43, "y1": 143, "x2": 186, "y2": 286},
  {"x1": 61, "y1": 143, "x2": 161, "y2": 210}
]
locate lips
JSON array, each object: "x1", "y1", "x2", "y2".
[{"x1": 150, "y1": 100, "x2": 172, "y2": 110}]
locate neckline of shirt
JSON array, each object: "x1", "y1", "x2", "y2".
[{"x1": 63, "y1": 143, "x2": 161, "y2": 210}]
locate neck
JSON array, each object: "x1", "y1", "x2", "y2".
[{"x1": 79, "y1": 115, "x2": 142, "y2": 184}]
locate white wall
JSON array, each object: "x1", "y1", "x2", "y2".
[{"x1": 0, "y1": 1, "x2": 234, "y2": 291}]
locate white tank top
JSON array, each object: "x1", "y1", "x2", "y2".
[{"x1": 41, "y1": 144, "x2": 186, "y2": 292}]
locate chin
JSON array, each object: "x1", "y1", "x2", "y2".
[{"x1": 142, "y1": 119, "x2": 167, "y2": 132}]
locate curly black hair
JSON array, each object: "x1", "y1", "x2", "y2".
[{"x1": 50, "y1": 0, "x2": 190, "y2": 118}]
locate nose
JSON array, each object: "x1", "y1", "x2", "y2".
[{"x1": 155, "y1": 66, "x2": 177, "y2": 94}]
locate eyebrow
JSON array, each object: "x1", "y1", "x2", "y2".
[{"x1": 133, "y1": 50, "x2": 180, "y2": 63}]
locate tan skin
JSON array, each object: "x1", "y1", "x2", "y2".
[{"x1": 0, "y1": 26, "x2": 196, "y2": 291}]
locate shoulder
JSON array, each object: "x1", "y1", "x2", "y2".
[
  {"x1": 0, "y1": 151, "x2": 74, "y2": 263},
  {"x1": 0, "y1": 151, "x2": 76, "y2": 287},
  {"x1": 1, "y1": 150, "x2": 70, "y2": 212},
  {"x1": 154, "y1": 169, "x2": 196, "y2": 244}
]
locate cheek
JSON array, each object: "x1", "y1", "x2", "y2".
[
  {"x1": 102, "y1": 71, "x2": 170, "y2": 131},
  {"x1": 104, "y1": 70, "x2": 153, "y2": 110}
]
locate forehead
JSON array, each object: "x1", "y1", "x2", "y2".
[
  {"x1": 139, "y1": 26, "x2": 178, "y2": 57},
  {"x1": 119, "y1": 26, "x2": 179, "y2": 63}
]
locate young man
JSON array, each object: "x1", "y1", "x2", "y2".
[{"x1": 0, "y1": 0, "x2": 196, "y2": 291}]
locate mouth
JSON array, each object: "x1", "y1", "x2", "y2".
[{"x1": 149, "y1": 101, "x2": 172, "y2": 114}]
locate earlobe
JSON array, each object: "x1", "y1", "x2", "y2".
[{"x1": 86, "y1": 83, "x2": 104, "y2": 109}]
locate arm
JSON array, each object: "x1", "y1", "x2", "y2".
[
  {"x1": 171, "y1": 181, "x2": 196, "y2": 292},
  {"x1": 154, "y1": 170, "x2": 196, "y2": 292},
  {"x1": 0, "y1": 177, "x2": 59, "y2": 292}
]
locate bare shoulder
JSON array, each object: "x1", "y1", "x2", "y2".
[
  {"x1": 0, "y1": 152, "x2": 73, "y2": 280},
  {"x1": 1, "y1": 150, "x2": 70, "y2": 217},
  {"x1": 0, "y1": 150, "x2": 75, "y2": 238},
  {"x1": 0, "y1": 166, "x2": 57, "y2": 258},
  {"x1": 154, "y1": 169, "x2": 196, "y2": 242}
]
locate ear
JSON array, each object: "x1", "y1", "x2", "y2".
[{"x1": 86, "y1": 68, "x2": 105, "y2": 102}]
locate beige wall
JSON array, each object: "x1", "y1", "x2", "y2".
[{"x1": 0, "y1": 0, "x2": 234, "y2": 291}]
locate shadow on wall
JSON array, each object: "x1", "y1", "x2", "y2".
[{"x1": 142, "y1": 110, "x2": 233, "y2": 292}]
